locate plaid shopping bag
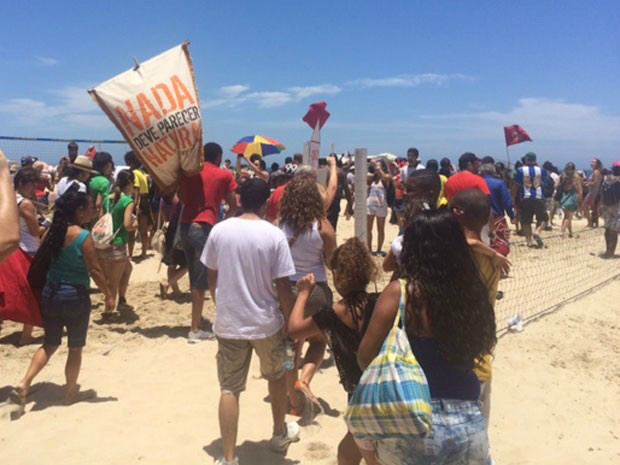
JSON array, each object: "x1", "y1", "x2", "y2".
[{"x1": 344, "y1": 279, "x2": 432, "y2": 439}]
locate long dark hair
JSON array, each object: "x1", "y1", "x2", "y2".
[
  {"x1": 112, "y1": 169, "x2": 134, "y2": 208},
  {"x1": 42, "y1": 187, "x2": 90, "y2": 260},
  {"x1": 399, "y1": 208, "x2": 496, "y2": 366},
  {"x1": 29, "y1": 187, "x2": 90, "y2": 287}
]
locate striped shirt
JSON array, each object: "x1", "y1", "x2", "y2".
[{"x1": 515, "y1": 165, "x2": 548, "y2": 200}]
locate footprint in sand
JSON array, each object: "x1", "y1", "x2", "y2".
[{"x1": 305, "y1": 441, "x2": 331, "y2": 461}]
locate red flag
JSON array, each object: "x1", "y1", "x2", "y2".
[
  {"x1": 303, "y1": 102, "x2": 330, "y2": 130},
  {"x1": 504, "y1": 125, "x2": 532, "y2": 147}
]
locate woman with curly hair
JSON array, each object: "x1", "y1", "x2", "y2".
[
  {"x1": 357, "y1": 208, "x2": 497, "y2": 465},
  {"x1": 289, "y1": 237, "x2": 379, "y2": 465},
  {"x1": 279, "y1": 174, "x2": 337, "y2": 420}
]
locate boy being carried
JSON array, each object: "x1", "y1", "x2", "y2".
[{"x1": 451, "y1": 188, "x2": 511, "y2": 424}]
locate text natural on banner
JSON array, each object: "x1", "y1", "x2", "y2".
[{"x1": 89, "y1": 43, "x2": 203, "y2": 192}]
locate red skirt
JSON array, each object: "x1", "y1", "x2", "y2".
[{"x1": 0, "y1": 248, "x2": 42, "y2": 326}]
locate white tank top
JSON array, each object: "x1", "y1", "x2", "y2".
[
  {"x1": 17, "y1": 194, "x2": 40, "y2": 254},
  {"x1": 280, "y1": 221, "x2": 327, "y2": 282}
]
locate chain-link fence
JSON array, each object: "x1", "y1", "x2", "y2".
[
  {"x1": 0, "y1": 136, "x2": 130, "y2": 165},
  {"x1": 495, "y1": 227, "x2": 619, "y2": 332}
]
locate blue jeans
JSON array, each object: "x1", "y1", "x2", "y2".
[
  {"x1": 41, "y1": 283, "x2": 91, "y2": 348},
  {"x1": 375, "y1": 400, "x2": 490, "y2": 465},
  {"x1": 180, "y1": 222, "x2": 212, "y2": 291}
]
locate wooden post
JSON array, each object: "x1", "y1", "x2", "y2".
[{"x1": 354, "y1": 148, "x2": 368, "y2": 242}]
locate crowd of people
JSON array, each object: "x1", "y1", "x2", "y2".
[{"x1": 1, "y1": 141, "x2": 620, "y2": 465}]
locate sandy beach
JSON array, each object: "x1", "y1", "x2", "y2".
[{"x1": 1, "y1": 212, "x2": 619, "y2": 465}]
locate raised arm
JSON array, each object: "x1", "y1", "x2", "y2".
[
  {"x1": 0, "y1": 150, "x2": 19, "y2": 262},
  {"x1": 19, "y1": 199, "x2": 45, "y2": 237},
  {"x1": 324, "y1": 155, "x2": 338, "y2": 211},
  {"x1": 287, "y1": 273, "x2": 322, "y2": 340}
]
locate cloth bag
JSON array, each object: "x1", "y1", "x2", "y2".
[
  {"x1": 91, "y1": 213, "x2": 115, "y2": 249},
  {"x1": 344, "y1": 279, "x2": 432, "y2": 439},
  {"x1": 151, "y1": 198, "x2": 166, "y2": 256}
]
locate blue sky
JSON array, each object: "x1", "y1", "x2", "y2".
[{"x1": 1, "y1": 0, "x2": 619, "y2": 168}]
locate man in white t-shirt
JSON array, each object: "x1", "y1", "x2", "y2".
[
  {"x1": 202, "y1": 178, "x2": 299, "y2": 465},
  {"x1": 399, "y1": 147, "x2": 426, "y2": 181}
]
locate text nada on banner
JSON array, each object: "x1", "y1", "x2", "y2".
[{"x1": 89, "y1": 42, "x2": 203, "y2": 192}]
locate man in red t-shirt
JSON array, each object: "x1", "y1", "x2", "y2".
[
  {"x1": 179, "y1": 142, "x2": 238, "y2": 343},
  {"x1": 444, "y1": 152, "x2": 491, "y2": 203}
]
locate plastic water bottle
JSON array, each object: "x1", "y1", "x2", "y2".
[{"x1": 284, "y1": 338, "x2": 296, "y2": 371}]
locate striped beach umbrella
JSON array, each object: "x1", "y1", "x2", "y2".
[{"x1": 231, "y1": 135, "x2": 286, "y2": 158}]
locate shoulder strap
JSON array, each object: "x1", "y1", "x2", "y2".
[
  {"x1": 75, "y1": 229, "x2": 90, "y2": 247},
  {"x1": 156, "y1": 198, "x2": 164, "y2": 231},
  {"x1": 396, "y1": 279, "x2": 408, "y2": 329}
]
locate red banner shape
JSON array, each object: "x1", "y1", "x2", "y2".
[{"x1": 303, "y1": 102, "x2": 330, "y2": 130}]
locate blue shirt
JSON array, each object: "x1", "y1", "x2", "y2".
[
  {"x1": 484, "y1": 176, "x2": 515, "y2": 219},
  {"x1": 515, "y1": 165, "x2": 548, "y2": 200}
]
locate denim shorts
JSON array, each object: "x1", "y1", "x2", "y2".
[
  {"x1": 368, "y1": 400, "x2": 491, "y2": 465},
  {"x1": 41, "y1": 282, "x2": 91, "y2": 348},
  {"x1": 180, "y1": 222, "x2": 212, "y2": 290}
]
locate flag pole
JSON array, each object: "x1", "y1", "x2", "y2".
[{"x1": 505, "y1": 145, "x2": 511, "y2": 167}]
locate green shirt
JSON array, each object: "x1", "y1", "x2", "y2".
[
  {"x1": 90, "y1": 175, "x2": 111, "y2": 213},
  {"x1": 111, "y1": 193, "x2": 134, "y2": 246},
  {"x1": 47, "y1": 230, "x2": 91, "y2": 288}
]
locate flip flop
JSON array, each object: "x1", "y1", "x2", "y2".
[
  {"x1": 533, "y1": 234, "x2": 544, "y2": 248},
  {"x1": 294, "y1": 380, "x2": 322, "y2": 417},
  {"x1": 9, "y1": 388, "x2": 25, "y2": 406}
]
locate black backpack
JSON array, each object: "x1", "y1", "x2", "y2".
[
  {"x1": 601, "y1": 179, "x2": 620, "y2": 206},
  {"x1": 542, "y1": 175, "x2": 555, "y2": 198}
]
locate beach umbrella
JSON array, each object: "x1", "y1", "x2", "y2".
[
  {"x1": 231, "y1": 135, "x2": 286, "y2": 158},
  {"x1": 368, "y1": 152, "x2": 398, "y2": 164}
]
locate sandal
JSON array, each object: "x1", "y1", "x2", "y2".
[
  {"x1": 159, "y1": 282, "x2": 168, "y2": 300},
  {"x1": 294, "y1": 380, "x2": 322, "y2": 417}
]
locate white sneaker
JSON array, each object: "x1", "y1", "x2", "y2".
[
  {"x1": 215, "y1": 457, "x2": 239, "y2": 465},
  {"x1": 188, "y1": 329, "x2": 214, "y2": 343},
  {"x1": 270, "y1": 421, "x2": 300, "y2": 453}
]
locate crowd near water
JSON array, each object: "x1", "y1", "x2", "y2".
[{"x1": 1, "y1": 142, "x2": 620, "y2": 465}]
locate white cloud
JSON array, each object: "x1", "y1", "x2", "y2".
[
  {"x1": 287, "y1": 84, "x2": 342, "y2": 100},
  {"x1": 203, "y1": 83, "x2": 340, "y2": 109},
  {"x1": 35, "y1": 56, "x2": 59, "y2": 66},
  {"x1": 220, "y1": 85, "x2": 249, "y2": 98},
  {"x1": 202, "y1": 74, "x2": 468, "y2": 110},
  {"x1": 346, "y1": 73, "x2": 473, "y2": 89},
  {"x1": 0, "y1": 85, "x2": 109, "y2": 130},
  {"x1": 419, "y1": 98, "x2": 620, "y2": 142},
  {"x1": 245, "y1": 91, "x2": 292, "y2": 108}
]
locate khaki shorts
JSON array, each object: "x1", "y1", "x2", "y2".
[
  {"x1": 96, "y1": 244, "x2": 128, "y2": 262},
  {"x1": 216, "y1": 329, "x2": 285, "y2": 394}
]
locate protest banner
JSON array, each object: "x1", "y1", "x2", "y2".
[{"x1": 89, "y1": 43, "x2": 203, "y2": 192}]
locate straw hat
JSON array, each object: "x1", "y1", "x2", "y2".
[{"x1": 69, "y1": 155, "x2": 98, "y2": 174}]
